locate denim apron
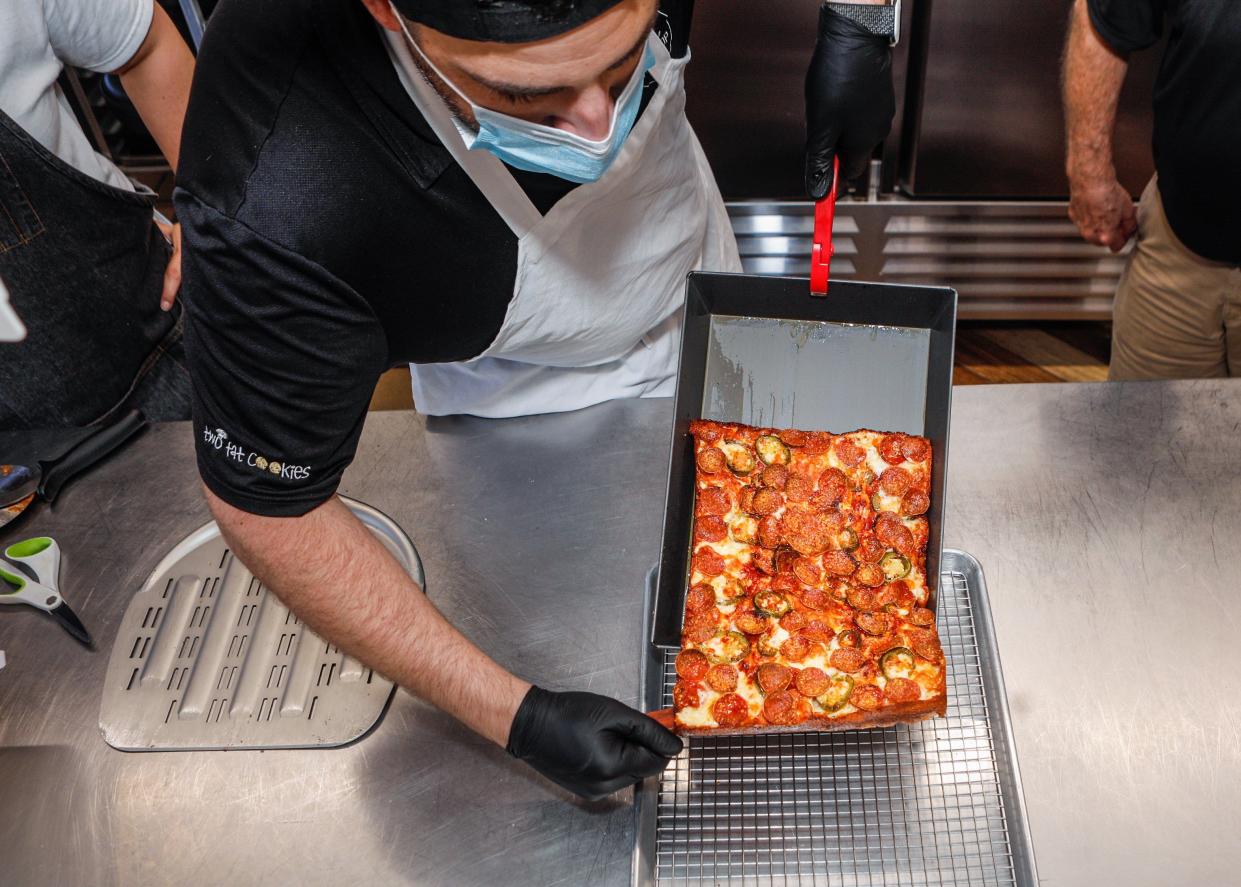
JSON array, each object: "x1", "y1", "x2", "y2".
[{"x1": 0, "y1": 107, "x2": 190, "y2": 429}]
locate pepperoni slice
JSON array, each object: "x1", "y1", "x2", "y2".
[
  {"x1": 785, "y1": 472, "x2": 813, "y2": 502},
  {"x1": 756, "y1": 662, "x2": 793, "y2": 693},
  {"x1": 821, "y1": 550, "x2": 857, "y2": 576},
  {"x1": 901, "y1": 435, "x2": 931, "y2": 462},
  {"x1": 706, "y1": 663, "x2": 739, "y2": 693},
  {"x1": 696, "y1": 486, "x2": 731, "y2": 516},
  {"x1": 792, "y1": 557, "x2": 822, "y2": 586},
  {"x1": 760, "y1": 464, "x2": 789, "y2": 490},
  {"x1": 694, "y1": 514, "x2": 728, "y2": 543},
  {"x1": 779, "y1": 610, "x2": 807, "y2": 632},
  {"x1": 850, "y1": 684, "x2": 883, "y2": 711},
  {"x1": 873, "y1": 512, "x2": 902, "y2": 545},
  {"x1": 762, "y1": 689, "x2": 806, "y2": 725},
  {"x1": 685, "y1": 583, "x2": 715, "y2": 612},
  {"x1": 879, "y1": 467, "x2": 913, "y2": 496},
  {"x1": 694, "y1": 547, "x2": 726, "y2": 577},
  {"x1": 673, "y1": 679, "x2": 702, "y2": 709},
  {"x1": 737, "y1": 486, "x2": 757, "y2": 514},
  {"x1": 734, "y1": 612, "x2": 770, "y2": 635},
  {"x1": 800, "y1": 615, "x2": 835, "y2": 644},
  {"x1": 751, "y1": 488, "x2": 784, "y2": 515},
  {"x1": 844, "y1": 585, "x2": 878, "y2": 610},
  {"x1": 692, "y1": 422, "x2": 721, "y2": 443},
  {"x1": 854, "y1": 563, "x2": 885, "y2": 587},
  {"x1": 830, "y1": 647, "x2": 867, "y2": 673},
  {"x1": 697, "y1": 448, "x2": 727, "y2": 474},
  {"x1": 891, "y1": 525, "x2": 917, "y2": 556},
  {"x1": 675, "y1": 648, "x2": 710, "y2": 681},
  {"x1": 876, "y1": 580, "x2": 915, "y2": 610},
  {"x1": 801, "y1": 432, "x2": 831, "y2": 455},
  {"x1": 795, "y1": 667, "x2": 832, "y2": 697},
  {"x1": 856, "y1": 611, "x2": 891, "y2": 636},
  {"x1": 758, "y1": 515, "x2": 783, "y2": 549},
  {"x1": 683, "y1": 622, "x2": 715, "y2": 644},
  {"x1": 712, "y1": 693, "x2": 749, "y2": 727},
  {"x1": 885, "y1": 677, "x2": 920, "y2": 703},
  {"x1": 685, "y1": 606, "x2": 721, "y2": 631},
  {"x1": 799, "y1": 586, "x2": 832, "y2": 610},
  {"x1": 782, "y1": 512, "x2": 834, "y2": 556},
  {"x1": 901, "y1": 491, "x2": 930, "y2": 517},
  {"x1": 780, "y1": 635, "x2": 816, "y2": 662},
  {"x1": 816, "y1": 468, "x2": 847, "y2": 506},
  {"x1": 879, "y1": 434, "x2": 907, "y2": 465},
  {"x1": 780, "y1": 429, "x2": 809, "y2": 447},
  {"x1": 751, "y1": 548, "x2": 775, "y2": 575},
  {"x1": 911, "y1": 633, "x2": 944, "y2": 663},
  {"x1": 834, "y1": 438, "x2": 865, "y2": 467},
  {"x1": 855, "y1": 536, "x2": 885, "y2": 563},
  {"x1": 907, "y1": 607, "x2": 935, "y2": 628}
]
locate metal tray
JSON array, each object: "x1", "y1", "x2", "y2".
[
  {"x1": 99, "y1": 497, "x2": 422, "y2": 751},
  {"x1": 651, "y1": 272, "x2": 957, "y2": 648},
  {"x1": 633, "y1": 549, "x2": 1038, "y2": 886}
]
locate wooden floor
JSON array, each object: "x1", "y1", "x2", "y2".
[
  {"x1": 953, "y1": 321, "x2": 1111, "y2": 385},
  {"x1": 369, "y1": 322, "x2": 1113, "y2": 410}
]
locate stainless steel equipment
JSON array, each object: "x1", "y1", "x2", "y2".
[
  {"x1": 99, "y1": 497, "x2": 422, "y2": 750},
  {"x1": 652, "y1": 272, "x2": 956, "y2": 647},
  {"x1": 684, "y1": 0, "x2": 1157, "y2": 318},
  {"x1": 635, "y1": 549, "x2": 1038, "y2": 885}
]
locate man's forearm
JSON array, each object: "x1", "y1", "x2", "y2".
[
  {"x1": 206, "y1": 489, "x2": 530, "y2": 746},
  {"x1": 1062, "y1": 0, "x2": 1128, "y2": 185},
  {"x1": 115, "y1": 6, "x2": 194, "y2": 170}
]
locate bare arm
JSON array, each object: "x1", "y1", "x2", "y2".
[
  {"x1": 114, "y1": 5, "x2": 194, "y2": 171},
  {"x1": 1062, "y1": 0, "x2": 1135, "y2": 251},
  {"x1": 205, "y1": 488, "x2": 530, "y2": 746}
]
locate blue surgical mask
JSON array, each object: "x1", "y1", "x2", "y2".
[{"x1": 395, "y1": 11, "x2": 655, "y2": 184}]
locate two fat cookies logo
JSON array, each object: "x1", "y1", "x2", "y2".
[{"x1": 202, "y1": 425, "x2": 311, "y2": 481}]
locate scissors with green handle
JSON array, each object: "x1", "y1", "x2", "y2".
[{"x1": 0, "y1": 537, "x2": 93, "y2": 648}]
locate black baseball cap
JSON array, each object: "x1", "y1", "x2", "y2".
[{"x1": 391, "y1": 0, "x2": 628, "y2": 43}]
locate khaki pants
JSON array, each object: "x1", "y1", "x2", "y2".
[{"x1": 1110, "y1": 178, "x2": 1241, "y2": 380}]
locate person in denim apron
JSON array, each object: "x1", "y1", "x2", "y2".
[{"x1": 0, "y1": 0, "x2": 194, "y2": 429}]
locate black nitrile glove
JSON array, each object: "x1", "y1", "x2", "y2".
[
  {"x1": 804, "y1": 5, "x2": 896, "y2": 198},
  {"x1": 506, "y1": 686, "x2": 683, "y2": 800}
]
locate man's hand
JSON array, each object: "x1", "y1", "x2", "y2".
[
  {"x1": 804, "y1": 6, "x2": 895, "y2": 198},
  {"x1": 506, "y1": 687, "x2": 683, "y2": 800},
  {"x1": 1068, "y1": 174, "x2": 1136, "y2": 251},
  {"x1": 1062, "y1": 0, "x2": 1133, "y2": 250},
  {"x1": 154, "y1": 220, "x2": 182, "y2": 310}
]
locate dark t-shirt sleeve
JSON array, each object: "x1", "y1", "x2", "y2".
[
  {"x1": 176, "y1": 189, "x2": 388, "y2": 517},
  {"x1": 1087, "y1": 0, "x2": 1165, "y2": 53}
]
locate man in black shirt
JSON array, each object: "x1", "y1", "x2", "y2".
[
  {"x1": 1064, "y1": 0, "x2": 1241, "y2": 379},
  {"x1": 177, "y1": 0, "x2": 899, "y2": 799}
]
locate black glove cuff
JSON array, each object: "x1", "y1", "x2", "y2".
[
  {"x1": 505, "y1": 684, "x2": 548, "y2": 758},
  {"x1": 823, "y1": 2, "x2": 897, "y2": 42}
]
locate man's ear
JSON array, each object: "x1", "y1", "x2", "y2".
[{"x1": 359, "y1": 0, "x2": 402, "y2": 31}]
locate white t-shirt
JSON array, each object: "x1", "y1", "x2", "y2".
[{"x1": 0, "y1": 0, "x2": 152, "y2": 192}]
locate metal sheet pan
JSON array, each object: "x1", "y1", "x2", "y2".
[
  {"x1": 633, "y1": 549, "x2": 1039, "y2": 886},
  {"x1": 652, "y1": 272, "x2": 957, "y2": 648}
]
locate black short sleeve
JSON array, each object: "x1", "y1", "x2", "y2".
[
  {"x1": 1087, "y1": 0, "x2": 1165, "y2": 53},
  {"x1": 176, "y1": 189, "x2": 388, "y2": 517}
]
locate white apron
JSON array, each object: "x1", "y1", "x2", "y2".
[{"x1": 384, "y1": 29, "x2": 741, "y2": 418}]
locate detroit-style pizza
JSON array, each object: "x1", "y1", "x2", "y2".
[{"x1": 672, "y1": 420, "x2": 947, "y2": 734}]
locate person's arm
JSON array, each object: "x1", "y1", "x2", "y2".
[
  {"x1": 113, "y1": 5, "x2": 194, "y2": 171},
  {"x1": 1062, "y1": 0, "x2": 1135, "y2": 252}
]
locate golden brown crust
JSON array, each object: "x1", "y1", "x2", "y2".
[{"x1": 675, "y1": 696, "x2": 947, "y2": 736}]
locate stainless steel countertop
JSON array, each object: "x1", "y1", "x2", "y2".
[{"x1": 2, "y1": 380, "x2": 1238, "y2": 886}]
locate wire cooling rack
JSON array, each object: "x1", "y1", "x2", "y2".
[{"x1": 644, "y1": 552, "x2": 1036, "y2": 886}]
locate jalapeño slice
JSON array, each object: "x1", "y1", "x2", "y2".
[
  {"x1": 880, "y1": 646, "x2": 916, "y2": 680},
  {"x1": 755, "y1": 435, "x2": 791, "y2": 466},
  {"x1": 817, "y1": 674, "x2": 855, "y2": 712}
]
